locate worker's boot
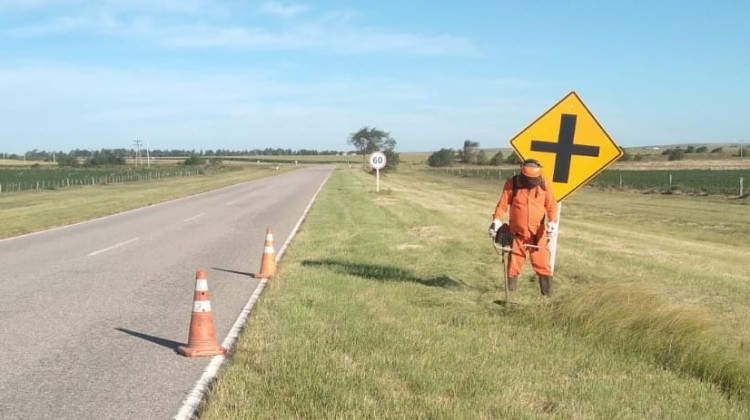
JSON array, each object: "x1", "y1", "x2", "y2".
[
  {"x1": 507, "y1": 276, "x2": 518, "y2": 291},
  {"x1": 539, "y1": 276, "x2": 553, "y2": 297}
]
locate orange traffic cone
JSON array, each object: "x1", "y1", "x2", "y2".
[
  {"x1": 177, "y1": 269, "x2": 227, "y2": 357},
  {"x1": 254, "y1": 227, "x2": 276, "y2": 279}
]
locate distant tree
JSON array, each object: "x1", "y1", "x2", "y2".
[
  {"x1": 382, "y1": 149, "x2": 400, "y2": 172},
  {"x1": 476, "y1": 150, "x2": 488, "y2": 165},
  {"x1": 696, "y1": 146, "x2": 708, "y2": 153},
  {"x1": 86, "y1": 150, "x2": 125, "y2": 166},
  {"x1": 711, "y1": 147, "x2": 723, "y2": 153},
  {"x1": 427, "y1": 148, "x2": 456, "y2": 167},
  {"x1": 348, "y1": 126, "x2": 396, "y2": 167},
  {"x1": 489, "y1": 151, "x2": 504, "y2": 166},
  {"x1": 504, "y1": 153, "x2": 521, "y2": 164},
  {"x1": 184, "y1": 155, "x2": 206, "y2": 166},
  {"x1": 620, "y1": 149, "x2": 633, "y2": 161},
  {"x1": 685, "y1": 146, "x2": 695, "y2": 153},
  {"x1": 462, "y1": 140, "x2": 479, "y2": 164},
  {"x1": 57, "y1": 153, "x2": 80, "y2": 167},
  {"x1": 667, "y1": 148, "x2": 685, "y2": 161}
]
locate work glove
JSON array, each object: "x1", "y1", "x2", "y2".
[
  {"x1": 546, "y1": 221, "x2": 558, "y2": 235},
  {"x1": 488, "y1": 219, "x2": 505, "y2": 238}
]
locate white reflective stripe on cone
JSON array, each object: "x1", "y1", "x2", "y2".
[
  {"x1": 193, "y1": 301, "x2": 212, "y2": 312},
  {"x1": 266, "y1": 234, "x2": 273, "y2": 240},
  {"x1": 195, "y1": 279, "x2": 208, "y2": 292},
  {"x1": 264, "y1": 246, "x2": 274, "y2": 253}
]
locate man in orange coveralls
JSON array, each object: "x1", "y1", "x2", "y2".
[{"x1": 488, "y1": 159, "x2": 558, "y2": 296}]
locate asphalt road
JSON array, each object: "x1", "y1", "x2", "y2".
[{"x1": 0, "y1": 165, "x2": 334, "y2": 420}]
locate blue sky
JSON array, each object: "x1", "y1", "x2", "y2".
[{"x1": 1, "y1": 0, "x2": 748, "y2": 154}]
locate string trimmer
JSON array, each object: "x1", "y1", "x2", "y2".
[{"x1": 490, "y1": 225, "x2": 513, "y2": 304}]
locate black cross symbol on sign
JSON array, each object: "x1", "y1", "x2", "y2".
[{"x1": 530, "y1": 114, "x2": 600, "y2": 183}]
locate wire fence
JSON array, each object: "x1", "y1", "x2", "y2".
[
  {"x1": 427, "y1": 167, "x2": 748, "y2": 196},
  {"x1": 0, "y1": 167, "x2": 217, "y2": 194}
]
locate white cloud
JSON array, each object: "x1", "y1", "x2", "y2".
[
  {"x1": 162, "y1": 21, "x2": 478, "y2": 56},
  {"x1": 3, "y1": 1, "x2": 479, "y2": 57},
  {"x1": 259, "y1": 1, "x2": 310, "y2": 18}
]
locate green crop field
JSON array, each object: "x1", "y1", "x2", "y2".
[
  {"x1": 0, "y1": 166, "x2": 229, "y2": 193},
  {"x1": 591, "y1": 169, "x2": 748, "y2": 195},
  {"x1": 199, "y1": 166, "x2": 750, "y2": 419},
  {"x1": 427, "y1": 166, "x2": 748, "y2": 196}
]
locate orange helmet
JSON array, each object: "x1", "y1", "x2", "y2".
[{"x1": 521, "y1": 159, "x2": 542, "y2": 178}]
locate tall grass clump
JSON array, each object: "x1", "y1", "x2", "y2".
[{"x1": 553, "y1": 282, "x2": 750, "y2": 400}]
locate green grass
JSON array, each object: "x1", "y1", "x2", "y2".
[
  {"x1": 591, "y1": 169, "x2": 748, "y2": 195},
  {"x1": 199, "y1": 167, "x2": 750, "y2": 419}
]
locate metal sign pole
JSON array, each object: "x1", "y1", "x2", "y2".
[
  {"x1": 376, "y1": 168, "x2": 380, "y2": 192},
  {"x1": 549, "y1": 202, "x2": 562, "y2": 273}
]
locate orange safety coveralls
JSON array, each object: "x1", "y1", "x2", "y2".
[{"x1": 492, "y1": 176, "x2": 558, "y2": 277}]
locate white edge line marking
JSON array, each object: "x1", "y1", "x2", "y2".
[
  {"x1": 173, "y1": 166, "x2": 334, "y2": 420},
  {"x1": 183, "y1": 213, "x2": 205, "y2": 223},
  {"x1": 87, "y1": 237, "x2": 140, "y2": 257}
]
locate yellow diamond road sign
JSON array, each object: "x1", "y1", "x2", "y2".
[{"x1": 510, "y1": 91, "x2": 623, "y2": 201}]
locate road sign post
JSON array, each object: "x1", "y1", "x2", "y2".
[
  {"x1": 369, "y1": 151, "x2": 387, "y2": 192},
  {"x1": 509, "y1": 91, "x2": 623, "y2": 273}
]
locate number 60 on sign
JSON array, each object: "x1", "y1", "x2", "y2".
[{"x1": 369, "y1": 151, "x2": 386, "y2": 192}]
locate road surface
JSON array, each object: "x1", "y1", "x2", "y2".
[{"x1": 0, "y1": 165, "x2": 334, "y2": 420}]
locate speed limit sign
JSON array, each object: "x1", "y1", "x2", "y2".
[
  {"x1": 369, "y1": 151, "x2": 387, "y2": 170},
  {"x1": 368, "y1": 151, "x2": 387, "y2": 192}
]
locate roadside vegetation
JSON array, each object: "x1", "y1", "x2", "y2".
[{"x1": 199, "y1": 165, "x2": 750, "y2": 419}]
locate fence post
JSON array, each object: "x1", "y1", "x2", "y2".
[
  {"x1": 668, "y1": 174, "x2": 672, "y2": 192},
  {"x1": 741, "y1": 177, "x2": 744, "y2": 197}
]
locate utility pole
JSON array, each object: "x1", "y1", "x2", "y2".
[
  {"x1": 134, "y1": 139, "x2": 142, "y2": 167},
  {"x1": 146, "y1": 140, "x2": 151, "y2": 168}
]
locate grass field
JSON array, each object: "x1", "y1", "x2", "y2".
[{"x1": 198, "y1": 166, "x2": 750, "y2": 419}]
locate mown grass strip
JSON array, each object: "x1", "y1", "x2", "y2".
[{"x1": 200, "y1": 167, "x2": 750, "y2": 419}]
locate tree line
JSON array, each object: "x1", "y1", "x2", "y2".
[
  {"x1": 427, "y1": 140, "x2": 520, "y2": 167},
  {"x1": 4, "y1": 147, "x2": 346, "y2": 167}
]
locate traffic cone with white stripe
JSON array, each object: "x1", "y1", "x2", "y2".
[
  {"x1": 177, "y1": 269, "x2": 227, "y2": 357},
  {"x1": 254, "y1": 228, "x2": 276, "y2": 279}
]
